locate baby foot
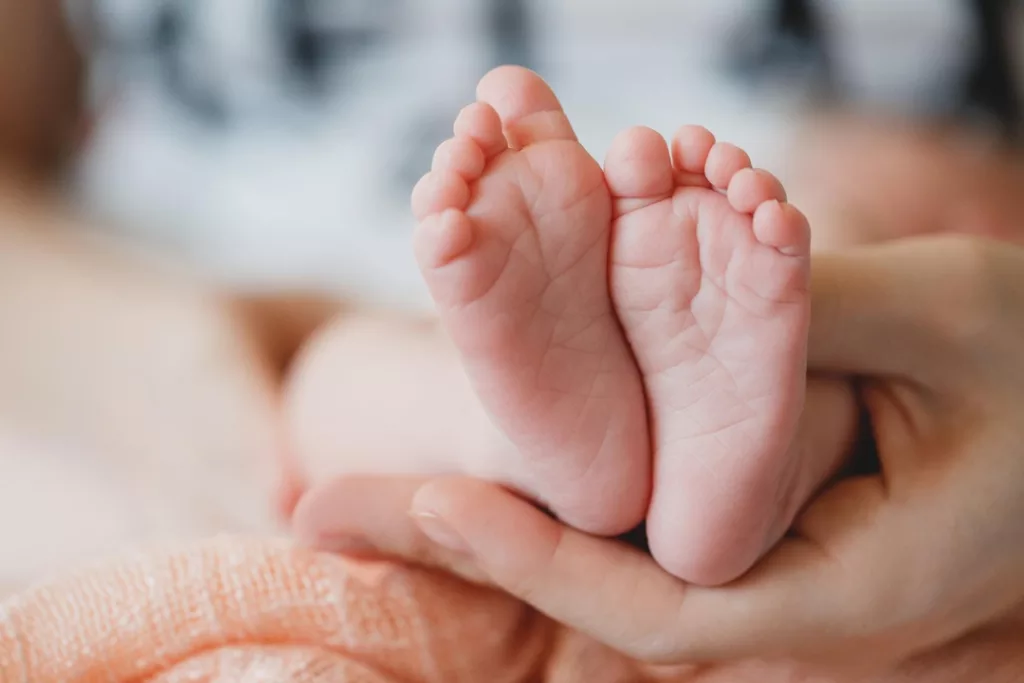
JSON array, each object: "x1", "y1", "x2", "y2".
[
  {"x1": 412, "y1": 67, "x2": 650, "y2": 535},
  {"x1": 605, "y1": 126, "x2": 811, "y2": 584}
]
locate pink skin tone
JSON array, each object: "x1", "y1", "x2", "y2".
[
  {"x1": 411, "y1": 70, "x2": 650, "y2": 537},
  {"x1": 409, "y1": 66, "x2": 832, "y2": 584}
]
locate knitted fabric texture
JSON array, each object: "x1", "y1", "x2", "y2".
[{"x1": 0, "y1": 536, "x2": 670, "y2": 682}]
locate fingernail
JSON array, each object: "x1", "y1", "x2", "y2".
[{"x1": 413, "y1": 511, "x2": 471, "y2": 554}]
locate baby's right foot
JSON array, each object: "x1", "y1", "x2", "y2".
[
  {"x1": 412, "y1": 67, "x2": 650, "y2": 535},
  {"x1": 606, "y1": 126, "x2": 812, "y2": 585}
]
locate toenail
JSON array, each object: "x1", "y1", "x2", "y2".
[{"x1": 413, "y1": 511, "x2": 472, "y2": 555}]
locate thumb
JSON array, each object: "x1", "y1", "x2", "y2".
[
  {"x1": 410, "y1": 477, "x2": 852, "y2": 663},
  {"x1": 809, "y1": 235, "x2": 994, "y2": 382}
]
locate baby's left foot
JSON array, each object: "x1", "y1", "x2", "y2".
[{"x1": 606, "y1": 126, "x2": 812, "y2": 585}]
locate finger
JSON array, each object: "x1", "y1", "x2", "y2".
[
  {"x1": 809, "y1": 235, "x2": 997, "y2": 381},
  {"x1": 410, "y1": 477, "x2": 863, "y2": 663},
  {"x1": 291, "y1": 476, "x2": 490, "y2": 585}
]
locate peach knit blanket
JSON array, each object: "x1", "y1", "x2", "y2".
[
  {"x1": 3, "y1": 536, "x2": 1023, "y2": 681},
  {"x1": 0, "y1": 536, "x2": 671, "y2": 682}
]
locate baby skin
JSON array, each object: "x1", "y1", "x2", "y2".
[{"x1": 411, "y1": 66, "x2": 856, "y2": 585}]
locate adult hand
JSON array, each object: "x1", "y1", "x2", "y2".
[
  {"x1": 789, "y1": 116, "x2": 1024, "y2": 250},
  {"x1": 294, "y1": 236, "x2": 1024, "y2": 668}
]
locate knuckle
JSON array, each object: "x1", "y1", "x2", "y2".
[
  {"x1": 843, "y1": 534, "x2": 952, "y2": 651},
  {"x1": 503, "y1": 528, "x2": 566, "y2": 603},
  {"x1": 928, "y1": 236, "x2": 1003, "y2": 344}
]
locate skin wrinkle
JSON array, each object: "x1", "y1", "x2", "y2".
[
  {"x1": 514, "y1": 147, "x2": 602, "y2": 242},
  {"x1": 444, "y1": 238, "x2": 510, "y2": 317},
  {"x1": 532, "y1": 329, "x2": 634, "y2": 489},
  {"x1": 550, "y1": 320, "x2": 613, "y2": 355},
  {"x1": 768, "y1": 441, "x2": 809, "y2": 539},
  {"x1": 714, "y1": 250, "x2": 782, "y2": 322},
  {"x1": 668, "y1": 400, "x2": 757, "y2": 445},
  {"x1": 499, "y1": 524, "x2": 567, "y2": 608},
  {"x1": 544, "y1": 365, "x2": 620, "y2": 446},
  {"x1": 525, "y1": 143, "x2": 605, "y2": 214},
  {"x1": 731, "y1": 245, "x2": 810, "y2": 309},
  {"x1": 650, "y1": 314, "x2": 734, "y2": 402},
  {"x1": 728, "y1": 258, "x2": 806, "y2": 316},
  {"x1": 657, "y1": 430, "x2": 728, "y2": 487},
  {"x1": 505, "y1": 110, "x2": 574, "y2": 151},
  {"x1": 626, "y1": 309, "x2": 692, "y2": 358},
  {"x1": 657, "y1": 419, "x2": 749, "y2": 486},
  {"x1": 536, "y1": 199, "x2": 610, "y2": 283},
  {"x1": 705, "y1": 325, "x2": 787, "y2": 406},
  {"x1": 608, "y1": 220, "x2": 680, "y2": 271},
  {"x1": 522, "y1": 387, "x2": 606, "y2": 456},
  {"x1": 612, "y1": 194, "x2": 667, "y2": 220},
  {"x1": 533, "y1": 308, "x2": 612, "y2": 396},
  {"x1": 540, "y1": 234, "x2": 610, "y2": 319},
  {"x1": 658, "y1": 368, "x2": 734, "y2": 418},
  {"x1": 659, "y1": 360, "x2": 716, "y2": 403},
  {"x1": 690, "y1": 276, "x2": 728, "y2": 353},
  {"x1": 556, "y1": 404, "x2": 620, "y2": 495}
]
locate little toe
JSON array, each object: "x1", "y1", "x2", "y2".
[
  {"x1": 726, "y1": 168, "x2": 787, "y2": 214},
  {"x1": 670, "y1": 125, "x2": 716, "y2": 187},
  {"x1": 605, "y1": 127, "x2": 674, "y2": 217},
  {"x1": 454, "y1": 102, "x2": 508, "y2": 159},
  {"x1": 414, "y1": 208, "x2": 475, "y2": 269},
  {"x1": 476, "y1": 65, "x2": 577, "y2": 148},
  {"x1": 704, "y1": 142, "x2": 752, "y2": 190},
  {"x1": 432, "y1": 137, "x2": 487, "y2": 180},
  {"x1": 411, "y1": 170, "x2": 470, "y2": 221},
  {"x1": 752, "y1": 200, "x2": 811, "y2": 256}
]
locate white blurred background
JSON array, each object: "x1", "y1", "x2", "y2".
[{"x1": 68, "y1": 0, "x2": 1003, "y2": 308}]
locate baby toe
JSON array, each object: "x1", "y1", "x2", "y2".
[
  {"x1": 412, "y1": 170, "x2": 470, "y2": 221},
  {"x1": 606, "y1": 127, "x2": 674, "y2": 216},
  {"x1": 726, "y1": 168, "x2": 787, "y2": 214},
  {"x1": 705, "y1": 142, "x2": 752, "y2": 190},
  {"x1": 671, "y1": 125, "x2": 716, "y2": 175},
  {"x1": 454, "y1": 102, "x2": 507, "y2": 159},
  {"x1": 414, "y1": 208, "x2": 475, "y2": 269},
  {"x1": 432, "y1": 137, "x2": 487, "y2": 180},
  {"x1": 752, "y1": 200, "x2": 811, "y2": 256}
]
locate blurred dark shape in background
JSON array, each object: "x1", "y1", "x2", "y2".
[
  {"x1": 0, "y1": 0, "x2": 85, "y2": 178},
  {"x1": 962, "y1": 0, "x2": 1021, "y2": 141},
  {"x1": 3, "y1": 0, "x2": 1021, "y2": 186},
  {"x1": 487, "y1": 0, "x2": 533, "y2": 71},
  {"x1": 395, "y1": 0, "x2": 535, "y2": 197},
  {"x1": 3, "y1": 0, "x2": 1021, "y2": 306},
  {"x1": 728, "y1": 0, "x2": 834, "y2": 95},
  {"x1": 732, "y1": 0, "x2": 1021, "y2": 142},
  {"x1": 85, "y1": 0, "x2": 399, "y2": 126}
]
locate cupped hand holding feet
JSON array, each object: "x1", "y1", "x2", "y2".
[{"x1": 295, "y1": 235, "x2": 1024, "y2": 667}]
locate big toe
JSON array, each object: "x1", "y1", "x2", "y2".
[
  {"x1": 476, "y1": 66, "x2": 577, "y2": 148},
  {"x1": 605, "y1": 127, "x2": 674, "y2": 216}
]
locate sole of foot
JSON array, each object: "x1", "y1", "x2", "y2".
[
  {"x1": 606, "y1": 124, "x2": 811, "y2": 584},
  {"x1": 411, "y1": 66, "x2": 651, "y2": 536}
]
